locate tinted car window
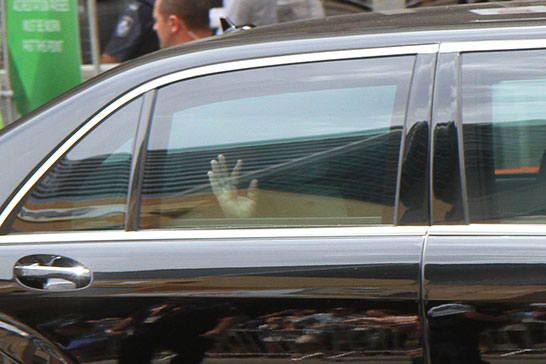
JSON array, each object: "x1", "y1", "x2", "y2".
[
  {"x1": 8, "y1": 98, "x2": 142, "y2": 232},
  {"x1": 462, "y1": 50, "x2": 546, "y2": 223},
  {"x1": 141, "y1": 57, "x2": 415, "y2": 229}
]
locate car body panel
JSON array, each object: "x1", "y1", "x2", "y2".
[
  {"x1": 425, "y1": 225, "x2": 546, "y2": 363},
  {"x1": 0, "y1": 227, "x2": 426, "y2": 363}
]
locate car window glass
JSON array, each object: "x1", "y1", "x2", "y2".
[
  {"x1": 142, "y1": 57, "x2": 414, "y2": 229},
  {"x1": 462, "y1": 50, "x2": 546, "y2": 223},
  {"x1": 7, "y1": 98, "x2": 142, "y2": 233},
  {"x1": 166, "y1": 87, "x2": 396, "y2": 151}
]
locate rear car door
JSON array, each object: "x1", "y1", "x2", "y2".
[
  {"x1": 0, "y1": 45, "x2": 434, "y2": 364},
  {"x1": 425, "y1": 41, "x2": 546, "y2": 364}
]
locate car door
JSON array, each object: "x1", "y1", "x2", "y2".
[
  {"x1": 425, "y1": 41, "x2": 546, "y2": 364},
  {"x1": 0, "y1": 45, "x2": 434, "y2": 364}
]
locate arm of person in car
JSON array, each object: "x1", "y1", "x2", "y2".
[{"x1": 207, "y1": 154, "x2": 258, "y2": 218}]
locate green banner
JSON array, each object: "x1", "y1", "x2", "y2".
[{"x1": 7, "y1": 0, "x2": 82, "y2": 115}]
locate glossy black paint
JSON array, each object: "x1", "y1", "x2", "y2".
[
  {"x1": 431, "y1": 52, "x2": 464, "y2": 225},
  {"x1": 397, "y1": 53, "x2": 436, "y2": 226},
  {"x1": 425, "y1": 233, "x2": 546, "y2": 363},
  {"x1": 0, "y1": 232, "x2": 425, "y2": 363},
  {"x1": 0, "y1": 312, "x2": 76, "y2": 364},
  {"x1": 126, "y1": 91, "x2": 156, "y2": 231}
]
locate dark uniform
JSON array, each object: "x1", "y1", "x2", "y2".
[{"x1": 102, "y1": 0, "x2": 159, "y2": 62}]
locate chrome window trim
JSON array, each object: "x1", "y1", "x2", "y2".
[
  {"x1": 0, "y1": 226, "x2": 429, "y2": 245},
  {"x1": 440, "y1": 39, "x2": 546, "y2": 53},
  {"x1": 0, "y1": 44, "x2": 439, "y2": 229},
  {"x1": 429, "y1": 224, "x2": 546, "y2": 236}
]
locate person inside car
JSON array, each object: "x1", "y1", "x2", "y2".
[{"x1": 207, "y1": 154, "x2": 258, "y2": 218}]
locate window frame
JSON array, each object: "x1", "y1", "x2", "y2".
[
  {"x1": 142, "y1": 57, "x2": 417, "y2": 229},
  {"x1": 433, "y1": 39, "x2": 546, "y2": 226},
  {"x1": 0, "y1": 44, "x2": 438, "y2": 233},
  {"x1": 1, "y1": 95, "x2": 147, "y2": 234}
]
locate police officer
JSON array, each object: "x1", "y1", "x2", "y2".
[{"x1": 101, "y1": 0, "x2": 160, "y2": 63}]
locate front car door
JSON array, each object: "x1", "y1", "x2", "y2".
[
  {"x1": 425, "y1": 40, "x2": 546, "y2": 364},
  {"x1": 0, "y1": 45, "x2": 434, "y2": 364}
]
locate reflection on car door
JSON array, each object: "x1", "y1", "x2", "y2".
[{"x1": 0, "y1": 228, "x2": 426, "y2": 364}]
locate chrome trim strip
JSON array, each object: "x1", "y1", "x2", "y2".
[
  {"x1": 0, "y1": 321, "x2": 29, "y2": 337},
  {"x1": 419, "y1": 233, "x2": 433, "y2": 364},
  {"x1": 0, "y1": 44, "x2": 439, "y2": 228},
  {"x1": 429, "y1": 224, "x2": 546, "y2": 236},
  {"x1": 0, "y1": 226, "x2": 429, "y2": 245},
  {"x1": 440, "y1": 39, "x2": 546, "y2": 53}
]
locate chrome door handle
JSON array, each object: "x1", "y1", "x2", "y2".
[
  {"x1": 15, "y1": 264, "x2": 91, "y2": 281},
  {"x1": 14, "y1": 255, "x2": 93, "y2": 291}
]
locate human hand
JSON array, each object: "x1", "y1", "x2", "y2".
[{"x1": 207, "y1": 154, "x2": 258, "y2": 218}]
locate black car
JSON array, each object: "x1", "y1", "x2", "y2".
[{"x1": 4, "y1": 1, "x2": 546, "y2": 363}]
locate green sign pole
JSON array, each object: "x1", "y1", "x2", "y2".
[{"x1": 6, "y1": 0, "x2": 82, "y2": 115}]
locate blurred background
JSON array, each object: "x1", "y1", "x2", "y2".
[{"x1": 0, "y1": 0, "x2": 506, "y2": 124}]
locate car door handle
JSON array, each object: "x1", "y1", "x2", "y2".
[
  {"x1": 15, "y1": 264, "x2": 91, "y2": 280},
  {"x1": 14, "y1": 255, "x2": 93, "y2": 291}
]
